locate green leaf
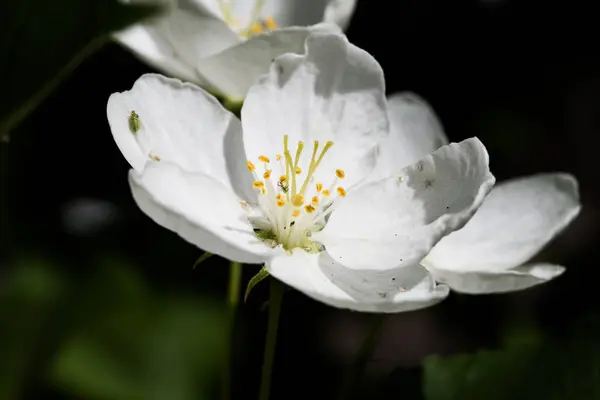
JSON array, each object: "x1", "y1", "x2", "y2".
[
  {"x1": 0, "y1": 0, "x2": 160, "y2": 135},
  {"x1": 50, "y1": 259, "x2": 226, "y2": 400},
  {"x1": 244, "y1": 265, "x2": 270, "y2": 302},
  {"x1": 192, "y1": 252, "x2": 213, "y2": 269},
  {"x1": 423, "y1": 319, "x2": 600, "y2": 400}
]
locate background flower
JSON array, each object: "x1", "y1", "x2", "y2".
[{"x1": 115, "y1": 0, "x2": 357, "y2": 99}]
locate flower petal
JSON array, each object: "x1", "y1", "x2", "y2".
[
  {"x1": 129, "y1": 161, "x2": 274, "y2": 263},
  {"x1": 423, "y1": 173, "x2": 581, "y2": 272},
  {"x1": 107, "y1": 73, "x2": 255, "y2": 202},
  {"x1": 267, "y1": 249, "x2": 448, "y2": 312},
  {"x1": 115, "y1": 24, "x2": 200, "y2": 83},
  {"x1": 374, "y1": 92, "x2": 449, "y2": 179},
  {"x1": 313, "y1": 138, "x2": 495, "y2": 271},
  {"x1": 162, "y1": 9, "x2": 241, "y2": 65},
  {"x1": 196, "y1": 25, "x2": 340, "y2": 100},
  {"x1": 429, "y1": 263, "x2": 565, "y2": 294},
  {"x1": 323, "y1": 0, "x2": 357, "y2": 30},
  {"x1": 241, "y1": 32, "x2": 388, "y2": 188}
]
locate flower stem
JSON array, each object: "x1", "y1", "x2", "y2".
[
  {"x1": 337, "y1": 314, "x2": 387, "y2": 400},
  {"x1": 0, "y1": 134, "x2": 10, "y2": 263},
  {"x1": 222, "y1": 261, "x2": 242, "y2": 400},
  {"x1": 258, "y1": 278, "x2": 284, "y2": 400}
]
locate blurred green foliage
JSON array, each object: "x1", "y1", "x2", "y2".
[
  {"x1": 0, "y1": 258, "x2": 64, "y2": 399},
  {"x1": 0, "y1": 255, "x2": 226, "y2": 400},
  {"x1": 0, "y1": 0, "x2": 159, "y2": 135},
  {"x1": 423, "y1": 319, "x2": 600, "y2": 400}
]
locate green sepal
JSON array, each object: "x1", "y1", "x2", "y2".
[
  {"x1": 192, "y1": 252, "x2": 213, "y2": 269},
  {"x1": 244, "y1": 266, "x2": 270, "y2": 302}
]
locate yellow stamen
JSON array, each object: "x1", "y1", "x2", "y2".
[
  {"x1": 253, "y1": 181, "x2": 264, "y2": 189},
  {"x1": 335, "y1": 169, "x2": 345, "y2": 179},
  {"x1": 292, "y1": 194, "x2": 304, "y2": 207},
  {"x1": 277, "y1": 199, "x2": 286, "y2": 207},
  {"x1": 261, "y1": 188, "x2": 267, "y2": 194},
  {"x1": 322, "y1": 189, "x2": 330, "y2": 197},
  {"x1": 263, "y1": 169, "x2": 272, "y2": 179},
  {"x1": 259, "y1": 155, "x2": 270, "y2": 163},
  {"x1": 311, "y1": 196, "x2": 319, "y2": 205},
  {"x1": 276, "y1": 194, "x2": 284, "y2": 201},
  {"x1": 249, "y1": 23, "x2": 263, "y2": 34},
  {"x1": 297, "y1": 140, "x2": 334, "y2": 196},
  {"x1": 304, "y1": 205, "x2": 316, "y2": 214},
  {"x1": 337, "y1": 187, "x2": 347, "y2": 197},
  {"x1": 295, "y1": 166, "x2": 302, "y2": 174},
  {"x1": 316, "y1": 183, "x2": 323, "y2": 192},
  {"x1": 264, "y1": 16, "x2": 278, "y2": 30},
  {"x1": 247, "y1": 161, "x2": 256, "y2": 171},
  {"x1": 276, "y1": 154, "x2": 282, "y2": 161},
  {"x1": 292, "y1": 209, "x2": 301, "y2": 217},
  {"x1": 279, "y1": 175, "x2": 287, "y2": 183}
]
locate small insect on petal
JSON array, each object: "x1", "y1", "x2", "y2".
[{"x1": 129, "y1": 111, "x2": 141, "y2": 134}]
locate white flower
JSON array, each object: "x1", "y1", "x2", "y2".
[
  {"x1": 380, "y1": 92, "x2": 581, "y2": 294},
  {"x1": 107, "y1": 33, "x2": 495, "y2": 312},
  {"x1": 115, "y1": 0, "x2": 356, "y2": 100}
]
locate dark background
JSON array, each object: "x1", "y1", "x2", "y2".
[{"x1": 2, "y1": 0, "x2": 600, "y2": 399}]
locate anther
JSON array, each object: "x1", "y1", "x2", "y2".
[
  {"x1": 292, "y1": 209, "x2": 301, "y2": 217},
  {"x1": 292, "y1": 194, "x2": 304, "y2": 207},
  {"x1": 277, "y1": 199, "x2": 286, "y2": 207},
  {"x1": 253, "y1": 181, "x2": 264, "y2": 189},
  {"x1": 264, "y1": 16, "x2": 278, "y2": 30},
  {"x1": 263, "y1": 169, "x2": 272, "y2": 179},
  {"x1": 249, "y1": 23, "x2": 263, "y2": 34},
  {"x1": 304, "y1": 205, "x2": 316, "y2": 214},
  {"x1": 247, "y1": 161, "x2": 256, "y2": 171},
  {"x1": 311, "y1": 196, "x2": 319, "y2": 205},
  {"x1": 322, "y1": 189, "x2": 330, "y2": 197},
  {"x1": 316, "y1": 183, "x2": 323, "y2": 192},
  {"x1": 335, "y1": 169, "x2": 345, "y2": 179},
  {"x1": 337, "y1": 187, "x2": 347, "y2": 197},
  {"x1": 259, "y1": 155, "x2": 270, "y2": 163},
  {"x1": 295, "y1": 166, "x2": 302, "y2": 174}
]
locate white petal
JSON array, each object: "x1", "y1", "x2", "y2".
[
  {"x1": 129, "y1": 161, "x2": 274, "y2": 263},
  {"x1": 115, "y1": 25, "x2": 200, "y2": 83},
  {"x1": 374, "y1": 92, "x2": 449, "y2": 178},
  {"x1": 323, "y1": 0, "x2": 357, "y2": 30},
  {"x1": 241, "y1": 32, "x2": 388, "y2": 188},
  {"x1": 429, "y1": 263, "x2": 565, "y2": 294},
  {"x1": 267, "y1": 249, "x2": 448, "y2": 313},
  {"x1": 162, "y1": 9, "x2": 241, "y2": 64},
  {"x1": 107, "y1": 74, "x2": 255, "y2": 202},
  {"x1": 196, "y1": 25, "x2": 339, "y2": 100},
  {"x1": 314, "y1": 138, "x2": 495, "y2": 271},
  {"x1": 424, "y1": 173, "x2": 581, "y2": 272},
  {"x1": 187, "y1": 0, "x2": 355, "y2": 30}
]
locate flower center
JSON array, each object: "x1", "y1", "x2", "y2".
[
  {"x1": 243, "y1": 135, "x2": 347, "y2": 252},
  {"x1": 217, "y1": 0, "x2": 278, "y2": 38}
]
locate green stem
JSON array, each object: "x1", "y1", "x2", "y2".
[
  {"x1": 258, "y1": 278, "x2": 284, "y2": 400},
  {"x1": 222, "y1": 261, "x2": 242, "y2": 400},
  {"x1": 0, "y1": 135, "x2": 10, "y2": 261},
  {"x1": 337, "y1": 314, "x2": 387, "y2": 400}
]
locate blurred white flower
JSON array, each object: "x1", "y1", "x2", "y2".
[
  {"x1": 380, "y1": 92, "x2": 581, "y2": 294},
  {"x1": 107, "y1": 33, "x2": 495, "y2": 312},
  {"x1": 115, "y1": 0, "x2": 357, "y2": 100},
  {"x1": 61, "y1": 198, "x2": 120, "y2": 237}
]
